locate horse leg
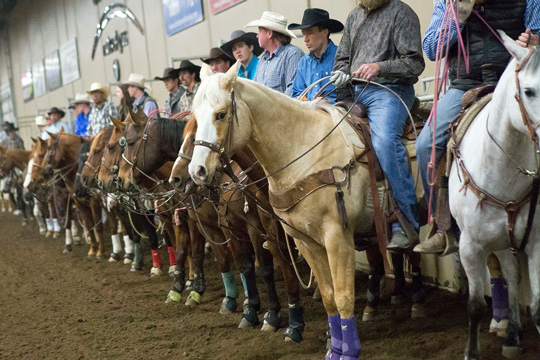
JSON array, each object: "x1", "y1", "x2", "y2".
[
  {"x1": 90, "y1": 204, "x2": 104, "y2": 260},
  {"x1": 162, "y1": 222, "x2": 177, "y2": 276},
  {"x1": 487, "y1": 253, "x2": 508, "y2": 337},
  {"x1": 390, "y1": 253, "x2": 406, "y2": 304},
  {"x1": 144, "y1": 214, "x2": 162, "y2": 277},
  {"x1": 408, "y1": 252, "x2": 426, "y2": 318},
  {"x1": 460, "y1": 234, "x2": 488, "y2": 360},
  {"x1": 184, "y1": 218, "x2": 206, "y2": 306},
  {"x1": 527, "y1": 238, "x2": 540, "y2": 336},
  {"x1": 118, "y1": 211, "x2": 135, "y2": 265},
  {"x1": 213, "y1": 242, "x2": 238, "y2": 314},
  {"x1": 295, "y1": 239, "x2": 341, "y2": 360},
  {"x1": 166, "y1": 221, "x2": 189, "y2": 304},
  {"x1": 71, "y1": 219, "x2": 81, "y2": 244},
  {"x1": 363, "y1": 247, "x2": 385, "y2": 322},
  {"x1": 35, "y1": 200, "x2": 47, "y2": 235},
  {"x1": 495, "y1": 250, "x2": 522, "y2": 359}
]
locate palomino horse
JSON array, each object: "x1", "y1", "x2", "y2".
[
  {"x1": 170, "y1": 117, "x2": 306, "y2": 341},
  {"x1": 449, "y1": 33, "x2": 540, "y2": 359},
  {"x1": 188, "y1": 63, "x2": 381, "y2": 359}
]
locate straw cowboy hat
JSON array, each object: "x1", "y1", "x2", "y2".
[
  {"x1": 86, "y1": 82, "x2": 110, "y2": 98},
  {"x1": 288, "y1": 8, "x2": 344, "y2": 33},
  {"x1": 154, "y1": 67, "x2": 181, "y2": 81},
  {"x1": 47, "y1": 106, "x2": 66, "y2": 118},
  {"x1": 69, "y1": 93, "x2": 92, "y2": 109},
  {"x1": 35, "y1": 115, "x2": 47, "y2": 126},
  {"x1": 122, "y1": 73, "x2": 151, "y2": 91},
  {"x1": 220, "y1": 30, "x2": 264, "y2": 58},
  {"x1": 245, "y1": 11, "x2": 297, "y2": 38},
  {"x1": 201, "y1": 47, "x2": 234, "y2": 64}
]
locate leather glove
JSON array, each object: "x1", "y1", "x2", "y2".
[
  {"x1": 330, "y1": 70, "x2": 351, "y2": 88},
  {"x1": 446, "y1": 0, "x2": 474, "y2": 24}
]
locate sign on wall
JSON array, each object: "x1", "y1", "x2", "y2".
[
  {"x1": 21, "y1": 68, "x2": 33, "y2": 102},
  {"x1": 32, "y1": 60, "x2": 46, "y2": 97},
  {"x1": 163, "y1": 0, "x2": 204, "y2": 36},
  {"x1": 45, "y1": 50, "x2": 62, "y2": 92},
  {"x1": 60, "y1": 38, "x2": 80, "y2": 85},
  {"x1": 208, "y1": 0, "x2": 245, "y2": 15}
]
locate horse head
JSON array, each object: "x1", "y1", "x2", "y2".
[
  {"x1": 170, "y1": 115, "x2": 198, "y2": 195},
  {"x1": 499, "y1": 31, "x2": 540, "y2": 140},
  {"x1": 98, "y1": 115, "x2": 125, "y2": 192},
  {"x1": 74, "y1": 137, "x2": 94, "y2": 198},
  {"x1": 29, "y1": 137, "x2": 48, "y2": 191},
  {"x1": 80, "y1": 127, "x2": 111, "y2": 189},
  {"x1": 188, "y1": 61, "x2": 252, "y2": 186}
]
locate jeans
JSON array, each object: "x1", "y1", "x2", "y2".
[
  {"x1": 355, "y1": 84, "x2": 418, "y2": 229},
  {"x1": 416, "y1": 88, "x2": 465, "y2": 212}
]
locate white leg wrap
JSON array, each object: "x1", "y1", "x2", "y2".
[
  {"x1": 33, "y1": 203, "x2": 41, "y2": 218},
  {"x1": 111, "y1": 234, "x2": 122, "y2": 254},
  {"x1": 123, "y1": 235, "x2": 134, "y2": 254},
  {"x1": 65, "y1": 229, "x2": 73, "y2": 245},
  {"x1": 46, "y1": 218, "x2": 54, "y2": 231},
  {"x1": 71, "y1": 220, "x2": 79, "y2": 236},
  {"x1": 53, "y1": 218, "x2": 61, "y2": 232}
]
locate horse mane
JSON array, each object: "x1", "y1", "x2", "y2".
[
  {"x1": 156, "y1": 118, "x2": 185, "y2": 153},
  {"x1": 183, "y1": 115, "x2": 197, "y2": 140}
]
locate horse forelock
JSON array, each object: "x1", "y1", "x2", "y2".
[
  {"x1": 183, "y1": 115, "x2": 197, "y2": 141},
  {"x1": 194, "y1": 73, "x2": 230, "y2": 110}
]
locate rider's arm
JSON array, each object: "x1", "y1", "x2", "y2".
[
  {"x1": 333, "y1": 11, "x2": 353, "y2": 76},
  {"x1": 525, "y1": 0, "x2": 540, "y2": 35},
  {"x1": 376, "y1": 6, "x2": 425, "y2": 79},
  {"x1": 423, "y1": 0, "x2": 463, "y2": 61}
]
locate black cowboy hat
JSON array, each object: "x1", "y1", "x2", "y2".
[
  {"x1": 220, "y1": 30, "x2": 264, "y2": 58},
  {"x1": 47, "y1": 106, "x2": 66, "y2": 118},
  {"x1": 288, "y1": 8, "x2": 344, "y2": 33},
  {"x1": 201, "y1": 47, "x2": 234, "y2": 65},
  {"x1": 154, "y1": 67, "x2": 181, "y2": 81},
  {"x1": 2, "y1": 122, "x2": 18, "y2": 132},
  {"x1": 177, "y1": 60, "x2": 201, "y2": 73}
]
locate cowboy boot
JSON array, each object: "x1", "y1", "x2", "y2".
[
  {"x1": 386, "y1": 224, "x2": 410, "y2": 251},
  {"x1": 413, "y1": 231, "x2": 446, "y2": 254}
]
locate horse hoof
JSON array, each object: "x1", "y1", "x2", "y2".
[
  {"x1": 53, "y1": 232, "x2": 60, "y2": 239},
  {"x1": 85, "y1": 236, "x2": 91, "y2": 245},
  {"x1": 362, "y1": 305, "x2": 377, "y2": 322},
  {"x1": 109, "y1": 252, "x2": 122, "y2": 263},
  {"x1": 63, "y1": 245, "x2": 73, "y2": 254},
  {"x1": 220, "y1": 296, "x2": 237, "y2": 314},
  {"x1": 124, "y1": 258, "x2": 133, "y2": 265},
  {"x1": 185, "y1": 291, "x2": 201, "y2": 306},
  {"x1": 238, "y1": 318, "x2": 257, "y2": 329},
  {"x1": 283, "y1": 327, "x2": 303, "y2": 343},
  {"x1": 261, "y1": 322, "x2": 278, "y2": 332},
  {"x1": 131, "y1": 263, "x2": 143, "y2": 272},
  {"x1": 150, "y1": 267, "x2": 163, "y2": 277},
  {"x1": 391, "y1": 294, "x2": 406, "y2": 305},
  {"x1": 168, "y1": 265, "x2": 176, "y2": 277},
  {"x1": 45, "y1": 231, "x2": 52, "y2": 238},
  {"x1": 411, "y1": 303, "x2": 426, "y2": 318},
  {"x1": 165, "y1": 290, "x2": 182, "y2": 304},
  {"x1": 502, "y1": 346, "x2": 522, "y2": 359}
]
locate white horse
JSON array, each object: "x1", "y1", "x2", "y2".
[{"x1": 449, "y1": 32, "x2": 540, "y2": 360}]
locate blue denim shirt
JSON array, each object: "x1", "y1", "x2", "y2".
[
  {"x1": 74, "y1": 111, "x2": 90, "y2": 137},
  {"x1": 292, "y1": 40, "x2": 338, "y2": 103},
  {"x1": 253, "y1": 44, "x2": 304, "y2": 96},
  {"x1": 238, "y1": 55, "x2": 259, "y2": 80}
]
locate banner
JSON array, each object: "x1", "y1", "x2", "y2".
[
  {"x1": 45, "y1": 50, "x2": 62, "y2": 92},
  {"x1": 32, "y1": 60, "x2": 46, "y2": 97},
  {"x1": 60, "y1": 38, "x2": 80, "y2": 85},
  {"x1": 162, "y1": 0, "x2": 204, "y2": 36},
  {"x1": 21, "y1": 68, "x2": 33, "y2": 102},
  {"x1": 208, "y1": 0, "x2": 245, "y2": 15}
]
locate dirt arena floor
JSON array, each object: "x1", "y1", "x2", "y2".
[{"x1": 0, "y1": 212, "x2": 538, "y2": 360}]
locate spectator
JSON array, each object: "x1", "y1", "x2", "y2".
[
  {"x1": 123, "y1": 73, "x2": 159, "y2": 119},
  {"x1": 221, "y1": 30, "x2": 263, "y2": 80},
  {"x1": 178, "y1": 60, "x2": 202, "y2": 114},
  {"x1": 70, "y1": 93, "x2": 92, "y2": 137},
  {"x1": 154, "y1": 67, "x2": 184, "y2": 116}
]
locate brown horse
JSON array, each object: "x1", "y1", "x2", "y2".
[
  {"x1": 169, "y1": 117, "x2": 306, "y2": 339},
  {"x1": 0, "y1": 146, "x2": 33, "y2": 224}
]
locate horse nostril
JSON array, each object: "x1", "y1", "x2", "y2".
[
  {"x1": 196, "y1": 166, "x2": 207, "y2": 180},
  {"x1": 171, "y1": 177, "x2": 182, "y2": 188},
  {"x1": 97, "y1": 180, "x2": 103, "y2": 189}
]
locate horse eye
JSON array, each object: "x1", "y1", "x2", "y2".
[
  {"x1": 107, "y1": 145, "x2": 115, "y2": 151},
  {"x1": 524, "y1": 88, "x2": 536, "y2": 98},
  {"x1": 215, "y1": 112, "x2": 226, "y2": 121}
]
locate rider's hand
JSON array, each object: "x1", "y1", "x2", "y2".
[
  {"x1": 517, "y1": 29, "x2": 539, "y2": 48},
  {"x1": 330, "y1": 71, "x2": 351, "y2": 88},
  {"x1": 353, "y1": 63, "x2": 380, "y2": 81}
]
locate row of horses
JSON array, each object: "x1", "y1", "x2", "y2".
[{"x1": 0, "y1": 32, "x2": 538, "y2": 359}]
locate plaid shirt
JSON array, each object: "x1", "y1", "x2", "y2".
[
  {"x1": 2, "y1": 133, "x2": 24, "y2": 150},
  {"x1": 253, "y1": 44, "x2": 304, "y2": 96},
  {"x1": 88, "y1": 101, "x2": 118, "y2": 136},
  {"x1": 179, "y1": 82, "x2": 201, "y2": 113}
]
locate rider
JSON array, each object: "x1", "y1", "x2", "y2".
[
  {"x1": 87, "y1": 82, "x2": 117, "y2": 137},
  {"x1": 201, "y1": 47, "x2": 234, "y2": 75},
  {"x1": 43, "y1": 107, "x2": 72, "y2": 139},
  {"x1": 289, "y1": 8, "x2": 343, "y2": 103},
  {"x1": 154, "y1": 67, "x2": 184, "y2": 116},
  {"x1": 415, "y1": 0, "x2": 540, "y2": 255},
  {"x1": 332, "y1": 0, "x2": 425, "y2": 250},
  {"x1": 123, "y1": 73, "x2": 159, "y2": 119},
  {"x1": 70, "y1": 93, "x2": 92, "y2": 137},
  {"x1": 220, "y1": 30, "x2": 263, "y2": 80},
  {"x1": 245, "y1": 11, "x2": 304, "y2": 96},
  {"x1": 1, "y1": 122, "x2": 24, "y2": 150},
  {"x1": 178, "y1": 60, "x2": 202, "y2": 115}
]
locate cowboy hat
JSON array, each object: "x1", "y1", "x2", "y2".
[
  {"x1": 2, "y1": 122, "x2": 18, "y2": 132},
  {"x1": 245, "y1": 11, "x2": 297, "y2": 38},
  {"x1": 86, "y1": 82, "x2": 110, "y2": 98},
  {"x1": 201, "y1": 47, "x2": 234, "y2": 64},
  {"x1": 220, "y1": 30, "x2": 264, "y2": 58},
  {"x1": 35, "y1": 115, "x2": 47, "y2": 126},
  {"x1": 122, "y1": 73, "x2": 151, "y2": 91},
  {"x1": 288, "y1": 8, "x2": 344, "y2": 33},
  {"x1": 177, "y1": 60, "x2": 201, "y2": 73},
  {"x1": 154, "y1": 67, "x2": 181, "y2": 81},
  {"x1": 70, "y1": 93, "x2": 92, "y2": 107},
  {"x1": 47, "y1": 107, "x2": 66, "y2": 118}
]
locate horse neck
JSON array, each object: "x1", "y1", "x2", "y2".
[
  {"x1": 238, "y1": 81, "x2": 337, "y2": 188},
  {"x1": 60, "y1": 139, "x2": 81, "y2": 183}
]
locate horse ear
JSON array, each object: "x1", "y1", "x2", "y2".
[
  {"x1": 220, "y1": 60, "x2": 240, "y2": 91},
  {"x1": 499, "y1": 30, "x2": 530, "y2": 64},
  {"x1": 132, "y1": 107, "x2": 147, "y2": 126},
  {"x1": 0, "y1": 146, "x2": 5, "y2": 154},
  {"x1": 59, "y1": 126, "x2": 65, "y2": 133},
  {"x1": 110, "y1": 116, "x2": 123, "y2": 129},
  {"x1": 31, "y1": 137, "x2": 38, "y2": 144},
  {"x1": 46, "y1": 131, "x2": 55, "y2": 139}
]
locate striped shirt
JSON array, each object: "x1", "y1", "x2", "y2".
[
  {"x1": 423, "y1": 0, "x2": 540, "y2": 61},
  {"x1": 88, "y1": 101, "x2": 118, "y2": 136},
  {"x1": 253, "y1": 44, "x2": 304, "y2": 96}
]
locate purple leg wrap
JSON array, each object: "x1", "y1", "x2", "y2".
[
  {"x1": 341, "y1": 317, "x2": 361, "y2": 360},
  {"x1": 325, "y1": 315, "x2": 342, "y2": 360},
  {"x1": 491, "y1": 277, "x2": 509, "y2": 322}
]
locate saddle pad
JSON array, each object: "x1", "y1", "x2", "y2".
[{"x1": 320, "y1": 104, "x2": 366, "y2": 156}]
